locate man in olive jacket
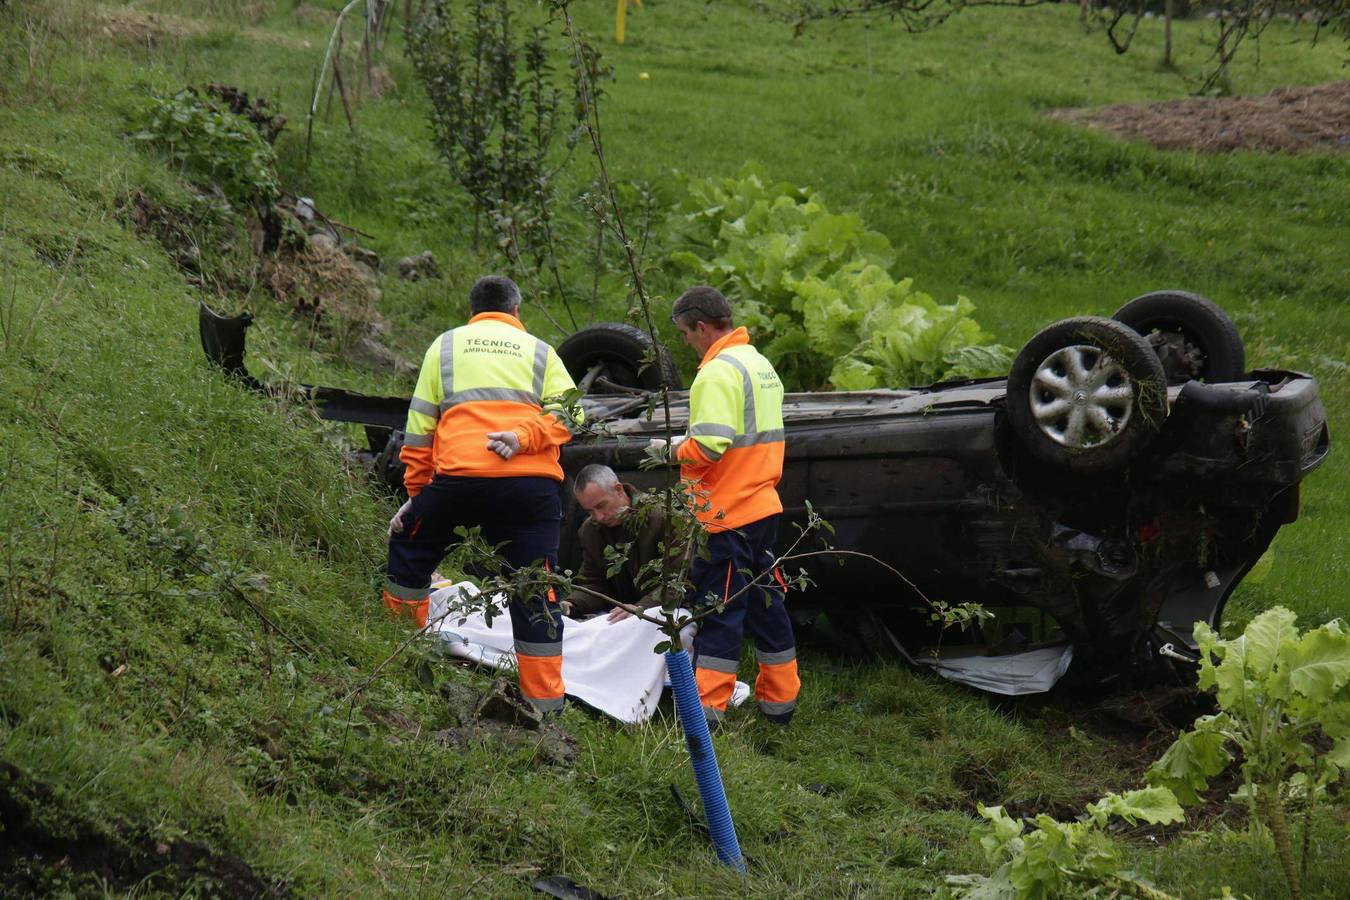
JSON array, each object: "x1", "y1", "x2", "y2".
[{"x1": 562, "y1": 464, "x2": 683, "y2": 622}]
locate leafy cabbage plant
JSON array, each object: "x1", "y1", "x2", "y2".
[
  {"x1": 950, "y1": 789, "x2": 1184, "y2": 899},
  {"x1": 1147, "y1": 607, "x2": 1350, "y2": 900},
  {"x1": 669, "y1": 165, "x2": 1011, "y2": 391}
]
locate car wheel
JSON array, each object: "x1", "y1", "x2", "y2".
[
  {"x1": 375, "y1": 430, "x2": 408, "y2": 497},
  {"x1": 556, "y1": 322, "x2": 683, "y2": 393},
  {"x1": 1005, "y1": 316, "x2": 1168, "y2": 473},
  {"x1": 1112, "y1": 290, "x2": 1245, "y2": 385}
]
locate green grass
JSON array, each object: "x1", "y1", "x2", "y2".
[{"x1": 1, "y1": 0, "x2": 1347, "y2": 896}]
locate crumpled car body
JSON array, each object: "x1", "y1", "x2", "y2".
[{"x1": 199, "y1": 300, "x2": 1330, "y2": 689}]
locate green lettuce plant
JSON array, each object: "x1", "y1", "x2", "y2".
[
  {"x1": 1147, "y1": 607, "x2": 1350, "y2": 900},
  {"x1": 669, "y1": 165, "x2": 1011, "y2": 391},
  {"x1": 952, "y1": 788, "x2": 1184, "y2": 899}
]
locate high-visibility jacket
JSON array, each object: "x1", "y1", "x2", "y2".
[
  {"x1": 676, "y1": 327, "x2": 785, "y2": 530},
  {"x1": 399, "y1": 312, "x2": 582, "y2": 496}
]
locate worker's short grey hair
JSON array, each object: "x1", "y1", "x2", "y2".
[
  {"x1": 469, "y1": 275, "x2": 522, "y2": 314},
  {"x1": 573, "y1": 463, "x2": 620, "y2": 494}
]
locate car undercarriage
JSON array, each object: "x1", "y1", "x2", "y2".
[{"x1": 199, "y1": 290, "x2": 1330, "y2": 692}]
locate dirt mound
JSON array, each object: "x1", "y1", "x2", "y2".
[
  {"x1": 92, "y1": 6, "x2": 204, "y2": 46},
  {"x1": 90, "y1": 5, "x2": 310, "y2": 50},
  {"x1": 1047, "y1": 81, "x2": 1350, "y2": 154}
]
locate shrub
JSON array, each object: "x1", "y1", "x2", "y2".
[
  {"x1": 1147, "y1": 607, "x2": 1350, "y2": 900},
  {"x1": 669, "y1": 165, "x2": 1012, "y2": 391},
  {"x1": 131, "y1": 88, "x2": 280, "y2": 207}
]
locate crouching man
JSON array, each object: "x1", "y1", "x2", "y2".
[{"x1": 562, "y1": 464, "x2": 684, "y2": 623}]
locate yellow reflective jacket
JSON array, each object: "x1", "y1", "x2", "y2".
[
  {"x1": 399, "y1": 312, "x2": 581, "y2": 496},
  {"x1": 676, "y1": 327, "x2": 785, "y2": 530}
]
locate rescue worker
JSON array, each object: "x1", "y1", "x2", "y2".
[
  {"x1": 563, "y1": 464, "x2": 685, "y2": 623},
  {"x1": 383, "y1": 275, "x2": 581, "y2": 715},
  {"x1": 665, "y1": 285, "x2": 799, "y2": 727}
]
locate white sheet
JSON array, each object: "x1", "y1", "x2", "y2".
[
  {"x1": 426, "y1": 581, "x2": 748, "y2": 723},
  {"x1": 917, "y1": 644, "x2": 1075, "y2": 696}
]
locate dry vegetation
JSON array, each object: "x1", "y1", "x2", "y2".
[{"x1": 1048, "y1": 81, "x2": 1350, "y2": 154}]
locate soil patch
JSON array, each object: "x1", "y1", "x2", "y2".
[
  {"x1": 1046, "y1": 81, "x2": 1350, "y2": 154},
  {"x1": 91, "y1": 6, "x2": 311, "y2": 50},
  {"x1": 1007, "y1": 686, "x2": 1251, "y2": 836},
  {"x1": 0, "y1": 762, "x2": 287, "y2": 896},
  {"x1": 92, "y1": 6, "x2": 204, "y2": 46}
]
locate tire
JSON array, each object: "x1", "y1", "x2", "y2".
[
  {"x1": 375, "y1": 430, "x2": 408, "y2": 497},
  {"x1": 1005, "y1": 316, "x2": 1168, "y2": 473},
  {"x1": 1112, "y1": 290, "x2": 1245, "y2": 385},
  {"x1": 557, "y1": 322, "x2": 683, "y2": 393}
]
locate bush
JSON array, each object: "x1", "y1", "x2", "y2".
[
  {"x1": 132, "y1": 88, "x2": 280, "y2": 207},
  {"x1": 669, "y1": 165, "x2": 1012, "y2": 391}
]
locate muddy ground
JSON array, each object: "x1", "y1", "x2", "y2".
[
  {"x1": 1047, "y1": 80, "x2": 1350, "y2": 154},
  {"x1": 0, "y1": 763, "x2": 287, "y2": 897}
]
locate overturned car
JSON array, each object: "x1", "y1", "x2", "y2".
[{"x1": 200, "y1": 291, "x2": 1330, "y2": 692}]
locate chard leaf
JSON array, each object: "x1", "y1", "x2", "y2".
[
  {"x1": 1148, "y1": 729, "x2": 1232, "y2": 806},
  {"x1": 1088, "y1": 788, "x2": 1185, "y2": 827},
  {"x1": 1279, "y1": 623, "x2": 1350, "y2": 702},
  {"x1": 1242, "y1": 605, "x2": 1299, "y2": 682}
]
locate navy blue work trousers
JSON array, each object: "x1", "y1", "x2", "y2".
[
  {"x1": 689, "y1": 515, "x2": 799, "y2": 723},
  {"x1": 387, "y1": 474, "x2": 564, "y2": 652}
]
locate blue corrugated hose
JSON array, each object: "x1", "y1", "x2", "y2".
[{"x1": 665, "y1": 648, "x2": 746, "y2": 872}]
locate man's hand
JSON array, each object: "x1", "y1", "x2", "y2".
[
  {"x1": 606, "y1": 607, "x2": 633, "y2": 624},
  {"x1": 486, "y1": 431, "x2": 521, "y2": 460},
  {"x1": 646, "y1": 435, "x2": 687, "y2": 460},
  {"x1": 388, "y1": 499, "x2": 413, "y2": 537},
  {"x1": 559, "y1": 600, "x2": 574, "y2": 618}
]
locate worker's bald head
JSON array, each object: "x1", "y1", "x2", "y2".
[{"x1": 470, "y1": 276, "x2": 522, "y2": 316}]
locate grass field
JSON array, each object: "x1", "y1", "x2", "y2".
[{"x1": 1, "y1": 0, "x2": 1347, "y2": 896}]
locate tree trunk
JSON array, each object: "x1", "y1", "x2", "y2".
[{"x1": 1163, "y1": 0, "x2": 1174, "y2": 67}]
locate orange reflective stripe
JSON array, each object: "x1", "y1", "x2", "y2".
[
  {"x1": 696, "y1": 666, "x2": 737, "y2": 712},
  {"x1": 517, "y1": 653, "x2": 564, "y2": 701},
  {"x1": 545, "y1": 559, "x2": 557, "y2": 604},
  {"x1": 754, "y1": 658, "x2": 800, "y2": 704}
]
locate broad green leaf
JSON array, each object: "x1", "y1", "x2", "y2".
[
  {"x1": 948, "y1": 865, "x2": 1019, "y2": 900},
  {"x1": 1148, "y1": 728, "x2": 1232, "y2": 806},
  {"x1": 1241, "y1": 605, "x2": 1299, "y2": 681},
  {"x1": 1087, "y1": 788, "x2": 1185, "y2": 827},
  {"x1": 1011, "y1": 820, "x2": 1074, "y2": 899},
  {"x1": 1280, "y1": 624, "x2": 1350, "y2": 701},
  {"x1": 945, "y1": 343, "x2": 1015, "y2": 379},
  {"x1": 975, "y1": 804, "x2": 1024, "y2": 865},
  {"x1": 1318, "y1": 699, "x2": 1350, "y2": 739},
  {"x1": 829, "y1": 357, "x2": 877, "y2": 391},
  {"x1": 1326, "y1": 737, "x2": 1350, "y2": 770}
]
